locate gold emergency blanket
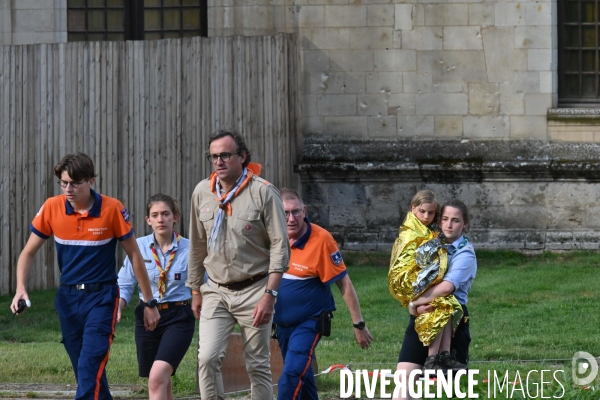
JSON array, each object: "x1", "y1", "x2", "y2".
[
  {"x1": 388, "y1": 212, "x2": 434, "y2": 307},
  {"x1": 415, "y1": 295, "x2": 463, "y2": 346},
  {"x1": 413, "y1": 235, "x2": 447, "y2": 295},
  {"x1": 413, "y1": 235, "x2": 463, "y2": 345},
  {"x1": 388, "y1": 213, "x2": 463, "y2": 346}
]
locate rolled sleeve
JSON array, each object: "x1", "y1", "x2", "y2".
[
  {"x1": 443, "y1": 247, "x2": 477, "y2": 304},
  {"x1": 263, "y1": 187, "x2": 290, "y2": 274},
  {"x1": 117, "y1": 257, "x2": 137, "y2": 305},
  {"x1": 186, "y1": 184, "x2": 208, "y2": 292}
]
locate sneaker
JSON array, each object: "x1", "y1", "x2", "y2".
[
  {"x1": 422, "y1": 354, "x2": 440, "y2": 376},
  {"x1": 438, "y1": 350, "x2": 468, "y2": 371}
]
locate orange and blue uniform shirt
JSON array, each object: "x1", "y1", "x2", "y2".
[
  {"x1": 30, "y1": 189, "x2": 134, "y2": 285},
  {"x1": 274, "y1": 220, "x2": 347, "y2": 326}
]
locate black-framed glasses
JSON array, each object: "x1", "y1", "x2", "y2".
[
  {"x1": 57, "y1": 179, "x2": 87, "y2": 188},
  {"x1": 284, "y1": 209, "x2": 303, "y2": 218},
  {"x1": 206, "y1": 151, "x2": 240, "y2": 164}
]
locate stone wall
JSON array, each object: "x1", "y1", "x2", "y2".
[
  {"x1": 0, "y1": 0, "x2": 66, "y2": 45},
  {"x1": 298, "y1": 137, "x2": 600, "y2": 251},
  {"x1": 208, "y1": 0, "x2": 563, "y2": 141}
]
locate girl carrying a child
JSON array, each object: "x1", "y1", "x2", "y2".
[
  {"x1": 391, "y1": 199, "x2": 478, "y2": 400},
  {"x1": 389, "y1": 194, "x2": 475, "y2": 376}
]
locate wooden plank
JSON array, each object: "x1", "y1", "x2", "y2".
[
  {"x1": 91, "y1": 42, "x2": 100, "y2": 179},
  {"x1": 0, "y1": 46, "x2": 9, "y2": 294},
  {"x1": 174, "y1": 38, "x2": 182, "y2": 209},
  {"x1": 7, "y1": 49, "x2": 15, "y2": 291},
  {"x1": 109, "y1": 42, "x2": 119, "y2": 198},
  {"x1": 135, "y1": 41, "x2": 145, "y2": 236},
  {"x1": 201, "y1": 38, "x2": 210, "y2": 179},
  {"x1": 103, "y1": 42, "x2": 112, "y2": 196},
  {"x1": 159, "y1": 39, "x2": 167, "y2": 201},
  {"x1": 223, "y1": 36, "x2": 231, "y2": 130},
  {"x1": 99, "y1": 42, "x2": 108, "y2": 193},
  {"x1": 17, "y1": 46, "x2": 27, "y2": 286},
  {"x1": 8, "y1": 46, "x2": 18, "y2": 292},
  {"x1": 38, "y1": 44, "x2": 48, "y2": 289},
  {"x1": 147, "y1": 39, "x2": 157, "y2": 204},
  {"x1": 47, "y1": 43, "x2": 58, "y2": 287}
]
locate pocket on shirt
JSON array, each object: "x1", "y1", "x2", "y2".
[
  {"x1": 199, "y1": 211, "x2": 214, "y2": 232},
  {"x1": 171, "y1": 261, "x2": 187, "y2": 273},
  {"x1": 237, "y1": 210, "x2": 261, "y2": 235},
  {"x1": 147, "y1": 267, "x2": 161, "y2": 280}
]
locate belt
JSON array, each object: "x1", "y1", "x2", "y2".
[
  {"x1": 210, "y1": 273, "x2": 268, "y2": 291},
  {"x1": 139, "y1": 299, "x2": 191, "y2": 311},
  {"x1": 66, "y1": 281, "x2": 117, "y2": 292}
]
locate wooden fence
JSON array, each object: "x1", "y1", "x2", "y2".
[{"x1": 0, "y1": 33, "x2": 302, "y2": 295}]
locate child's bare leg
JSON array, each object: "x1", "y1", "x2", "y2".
[
  {"x1": 440, "y1": 317, "x2": 453, "y2": 353},
  {"x1": 428, "y1": 317, "x2": 452, "y2": 356},
  {"x1": 438, "y1": 316, "x2": 468, "y2": 371},
  {"x1": 428, "y1": 330, "x2": 443, "y2": 356}
]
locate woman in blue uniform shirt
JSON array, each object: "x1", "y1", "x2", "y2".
[
  {"x1": 393, "y1": 199, "x2": 477, "y2": 400},
  {"x1": 117, "y1": 193, "x2": 195, "y2": 400}
]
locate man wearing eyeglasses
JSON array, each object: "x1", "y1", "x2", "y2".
[
  {"x1": 10, "y1": 152, "x2": 159, "y2": 400},
  {"x1": 274, "y1": 188, "x2": 373, "y2": 400},
  {"x1": 187, "y1": 130, "x2": 290, "y2": 400}
]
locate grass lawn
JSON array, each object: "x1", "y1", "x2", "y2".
[{"x1": 1, "y1": 250, "x2": 600, "y2": 399}]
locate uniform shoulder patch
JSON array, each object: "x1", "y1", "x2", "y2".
[
  {"x1": 121, "y1": 207, "x2": 130, "y2": 223},
  {"x1": 330, "y1": 250, "x2": 343, "y2": 266}
]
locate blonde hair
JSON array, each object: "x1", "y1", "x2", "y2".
[
  {"x1": 410, "y1": 189, "x2": 439, "y2": 209},
  {"x1": 410, "y1": 189, "x2": 440, "y2": 224}
]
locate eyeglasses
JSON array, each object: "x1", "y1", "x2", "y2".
[
  {"x1": 206, "y1": 152, "x2": 240, "y2": 164},
  {"x1": 284, "y1": 209, "x2": 303, "y2": 218},
  {"x1": 57, "y1": 179, "x2": 87, "y2": 188}
]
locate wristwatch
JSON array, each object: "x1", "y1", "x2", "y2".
[
  {"x1": 144, "y1": 298, "x2": 158, "y2": 308},
  {"x1": 265, "y1": 289, "x2": 278, "y2": 298},
  {"x1": 353, "y1": 321, "x2": 366, "y2": 330}
]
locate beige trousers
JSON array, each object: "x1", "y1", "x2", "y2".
[{"x1": 198, "y1": 278, "x2": 272, "y2": 400}]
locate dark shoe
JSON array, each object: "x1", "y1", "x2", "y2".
[
  {"x1": 423, "y1": 354, "x2": 440, "y2": 376},
  {"x1": 438, "y1": 350, "x2": 468, "y2": 371}
]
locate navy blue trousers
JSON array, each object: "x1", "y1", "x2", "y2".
[
  {"x1": 277, "y1": 318, "x2": 321, "y2": 400},
  {"x1": 55, "y1": 284, "x2": 119, "y2": 400}
]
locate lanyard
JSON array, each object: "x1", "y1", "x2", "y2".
[{"x1": 448, "y1": 236, "x2": 468, "y2": 256}]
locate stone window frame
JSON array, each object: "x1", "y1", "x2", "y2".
[{"x1": 67, "y1": 0, "x2": 207, "y2": 42}]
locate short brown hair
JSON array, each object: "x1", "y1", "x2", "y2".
[
  {"x1": 146, "y1": 193, "x2": 181, "y2": 218},
  {"x1": 208, "y1": 130, "x2": 252, "y2": 168},
  {"x1": 280, "y1": 188, "x2": 303, "y2": 204},
  {"x1": 53, "y1": 153, "x2": 96, "y2": 181}
]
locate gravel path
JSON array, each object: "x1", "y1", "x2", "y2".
[{"x1": 0, "y1": 384, "x2": 253, "y2": 399}]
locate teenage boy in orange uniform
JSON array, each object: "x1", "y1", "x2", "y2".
[
  {"x1": 10, "y1": 153, "x2": 159, "y2": 400},
  {"x1": 274, "y1": 188, "x2": 373, "y2": 400}
]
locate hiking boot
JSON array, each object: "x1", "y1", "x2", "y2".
[
  {"x1": 438, "y1": 350, "x2": 468, "y2": 371},
  {"x1": 422, "y1": 354, "x2": 440, "y2": 376}
]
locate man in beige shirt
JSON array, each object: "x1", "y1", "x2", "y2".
[{"x1": 187, "y1": 130, "x2": 290, "y2": 400}]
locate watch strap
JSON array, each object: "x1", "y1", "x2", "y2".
[{"x1": 353, "y1": 321, "x2": 365, "y2": 330}]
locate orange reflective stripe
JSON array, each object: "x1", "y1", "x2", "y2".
[
  {"x1": 93, "y1": 292, "x2": 119, "y2": 400},
  {"x1": 292, "y1": 333, "x2": 321, "y2": 400}
]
